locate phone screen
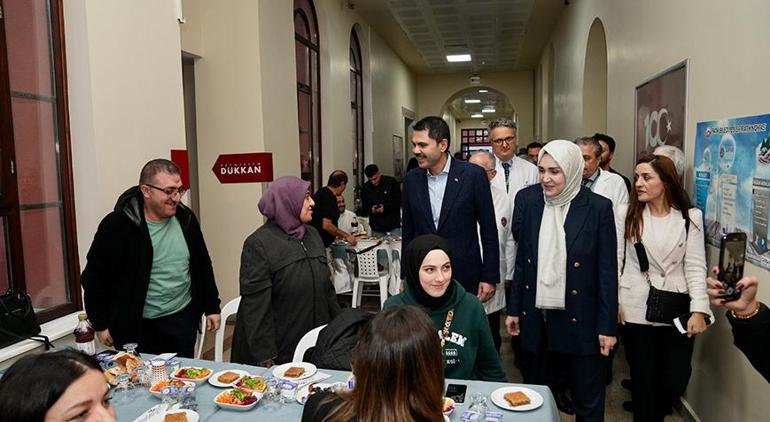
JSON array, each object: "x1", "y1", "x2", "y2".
[
  {"x1": 445, "y1": 384, "x2": 467, "y2": 404},
  {"x1": 721, "y1": 236, "x2": 746, "y2": 287}
]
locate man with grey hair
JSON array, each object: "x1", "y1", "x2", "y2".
[
  {"x1": 487, "y1": 118, "x2": 539, "y2": 206},
  {"x1": 81, "y1": 158, "x2": 221, "y2": 357},
  {"x1": 469, "y1": 151, "x2": 515, "y2": 352},
  {"x1": 654, "y1": 145, "x2": 685, "y2": 180}
]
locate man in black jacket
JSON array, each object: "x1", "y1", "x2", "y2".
[
  {"x1": 360, "y1": 164, "x2": 401, "y2": 236},
  {"x1": 80, "y1": 159, "x2": 221, "y2": 357}
]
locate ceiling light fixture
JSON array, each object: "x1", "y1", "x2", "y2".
[
  {"x1": 478, "y1": 89, "x2": 488, "y2": 93},
  {"x1": 446, "y1": 54, "x2": 472, "y2": 62},
  {"x1": 471, "y1": 113, "x2": 484, "y2": 118},
  {"x1": 482, "y1": 108, "x2": 496, "y2": 113},
  {"x1": 464, "y1": 99, "x2": 481, "y2": 104}
]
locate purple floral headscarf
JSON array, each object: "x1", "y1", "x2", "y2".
[{"x1": 258, "y1": 176, "x2": 311, "y2": 239}]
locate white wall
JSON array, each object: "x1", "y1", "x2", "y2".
[
  {"x1": 541, "y1": 1, "x2": 770, "y2": 420},
  {"x1": 64, "y1": 0, "x2": 187, "y2": 270},
  {"x1": 416, "y1": 71, "x2": 534, "y2": 150}
]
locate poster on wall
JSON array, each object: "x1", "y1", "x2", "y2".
[
  {"x1": 635, "y1": 61, "x2": 687, "y2": 160},
  {"x1": 693, "y1": 113, "x2": 770, "y2": 269}
]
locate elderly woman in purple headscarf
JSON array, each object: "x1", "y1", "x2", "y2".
[{"x1": 232, "y1": 177, "x2": 341, "y2": 366}]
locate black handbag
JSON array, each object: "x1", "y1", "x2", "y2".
[
  {"x1": 0, "y1": 289, "x2": 51, "y2": 350},
  {"x1": 645, "y1": 283, "x2": 691, "y2": 324}
]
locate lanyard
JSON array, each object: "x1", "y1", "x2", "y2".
[{"x1": 440, "y1": 309, "x2": 455, "y2": 349}]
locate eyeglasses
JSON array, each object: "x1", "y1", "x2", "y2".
[
  {"x1": 490, "y1": 136, "x2": 516, "y2": 146},
  {"x1": 145, "y1": 184, "x2": 187, "y2": 197}
]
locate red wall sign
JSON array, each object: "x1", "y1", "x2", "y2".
[
  {"x1": 212, "y1": 152, "x2": 274, "y2": 183},
  {"x1": 170, "y1": 149, "x2": 190, "y2": 188}
]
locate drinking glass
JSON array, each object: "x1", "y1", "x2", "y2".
[
  {"x1": 280, "y1": 380, "x2": 297, "y2": 404},
  {"x1": 179, "y1": 385, "x2": 198, "y2": 410},
  {"x1": 134, "y1": 364, "x2": 149, "y2": 387},
  {"x1": 160, "y1": 386, "x2": 179, "y2": 407},
  {"x1": 263, "y1": 376, "x2": 280, "y2": 402},
  {"x1": 466, "y1": 393, "x2": 489, "y2": 420}
]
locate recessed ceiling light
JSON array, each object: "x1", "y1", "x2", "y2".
[
  {"x1": 482, "y1": 108, "x2": 495, "y2": 113},
  {"x1": 471, "y1": 113, "x2": 484, "y2": 118},
  {"x1": 478, "y1": 89, "x2": 488, "y2": 93},
  {"x1": 464, "y1": 99, "x2": 481, "y2": 104},
  {"x1": 446, "y1": 54, "x2": 472, "y2": 62}
]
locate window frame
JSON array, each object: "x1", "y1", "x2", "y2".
[{"x1": 294, "y1": 0, "x2": 322, "y2": 191}]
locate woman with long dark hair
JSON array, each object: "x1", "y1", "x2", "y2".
[
  {"x1": 0, "y1": 350, "x2": 116, "y2": 422},
  {"x1": 302, "y1": 305, "x2": 445, "y2": 422},
  {"x1": 505, "y1": 140, "x2": 618, "y2": 422},
  {"x1": 619, "y1": 153, "x2": 712, "y2": 421},
  {"x1": 384, "y1": 234, "x2": 507, "y2": 382}
]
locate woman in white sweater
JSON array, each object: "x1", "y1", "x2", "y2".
[{"x1": 617, "y1": 154, "x2": 713, "y2": 422}]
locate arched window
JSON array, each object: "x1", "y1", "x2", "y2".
[
  {"x1": 349, "y1": 29, "x2": 364, "y2": 191},
  {"x1": 294, "y1": 0, "x2": 321, "y2": 189}
]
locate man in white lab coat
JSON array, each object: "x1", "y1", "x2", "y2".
[
  {"x1": 469, "y1": 151, "x2": 514, "y2": 352},
  {"x1": 576, "y1": 137, "x2": 629, "y2": 254}
]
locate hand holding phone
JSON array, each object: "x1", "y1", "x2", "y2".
[{"x1": 718, "y1": 232, "x2": 747, "y2": 302}]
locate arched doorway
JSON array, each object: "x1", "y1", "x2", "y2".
[
  {"x1": 582, "y1": 18, "x2": 608, "y2": 135},
  {"x1": 438, "y1": 86, "x2": 515, "y2": 158}
]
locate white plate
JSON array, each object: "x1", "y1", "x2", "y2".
[
  {"x1": 208, "y1": 369, "x2": 250, "y2": 388},
  {"x1": 170, "y1": 366, "x2": 213, "y2": 383},
  {"x1": 295, "y1": 382, "x2": 333, "y2": 404},
  {"x1": 148, "y1": 380, "x2": 195, "y2": 398},
  {"x1": 489, "y1": 386, "x2": 544, "y2": 411},
  {"x1": 214, "y1": 389, "x2": 260, "y2": 411},
  {"x1": 162, "y1": 409, "x2": 199, "y2": 422},
  {"x1": 272, "y1": 362, "x2": 317, "y2": 380}
]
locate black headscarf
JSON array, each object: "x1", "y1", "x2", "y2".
[{"x1": 404, "y1": 234, "x2": 456, "y2": 310}]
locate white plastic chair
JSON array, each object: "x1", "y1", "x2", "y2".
[
  {"x1": 194, "y1": 315, "x2": 206, "y2": 359},
  {"x1": 350, "y1": 247, "x2": 388, "y2": 309},
  {"x1": 214, "y1": 296, "x2": 242, "y2": 362},
  {"x1": 292, "y1": 324, "x2": 327, "y2": 363}
]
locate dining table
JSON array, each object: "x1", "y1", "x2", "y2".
[{"x1": 112, "y1": 356, "x2": 560, "y2": 421}]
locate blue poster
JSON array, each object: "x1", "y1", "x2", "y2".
[{"x1": 693, "y1": 113, "x2": 770, "y2": 269}]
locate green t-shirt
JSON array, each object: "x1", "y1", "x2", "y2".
[{"x1": 143, "y1": 217, "x2": 192, "y2": 319}]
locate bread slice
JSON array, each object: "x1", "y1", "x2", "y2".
[
  {"x1": 217, "y1": 371, "x2": 241, "y2": 384},
  {"x1": 163, "y1": 413, "x2": 187, "y2": 422},
  {"x1": 283, "y1": 366, "x2": 306, "y2": 378},
  {"x1": 504, "y1": 391, "x2": 531, "y2": 407}
]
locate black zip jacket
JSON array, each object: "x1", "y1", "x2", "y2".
[{"x1": 80, "y1": 186, "x2": 220, "y2": 347}]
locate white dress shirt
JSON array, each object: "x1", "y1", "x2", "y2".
[{"x1": 427, "y1": 155, "x2": 452, "y2": 229}]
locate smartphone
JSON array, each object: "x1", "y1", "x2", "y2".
[
  {"x1": 718, "y1": 232, "x2": 747, "y2": 302},
  {"x1": 673, "y1": 312, "x2": 713, "y2": 335},
  {"x1": 445, "y1": 383, "x2": 467, "y2": 404}
]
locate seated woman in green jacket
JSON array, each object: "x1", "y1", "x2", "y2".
[{"x1": 384, "y1": 234, "x2": 507, "y2": 382}]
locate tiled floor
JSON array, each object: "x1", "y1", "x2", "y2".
[{"x1": 212, "y1": 292, "x2": 685, "y2": 421}]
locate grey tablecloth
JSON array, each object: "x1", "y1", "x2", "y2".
[{"x1": 113, "y1": 357, "x2": 560, "y2": 421}]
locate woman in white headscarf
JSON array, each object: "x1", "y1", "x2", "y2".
[{"x1": 505, "y1": 140, "x2": 618, "y2": 422}]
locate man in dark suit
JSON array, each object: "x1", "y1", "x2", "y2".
[{"x1": 402, "y1": 116, "x2": 499, "y2": 302}]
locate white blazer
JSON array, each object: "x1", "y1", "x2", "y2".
[
  {"x1": 478, "y1": 184, "x2": 514, "y2": 314},
  {"x1": 617, "y1": 205, "x2": 713, "y2": 326}
]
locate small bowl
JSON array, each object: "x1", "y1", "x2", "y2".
[{"x1": 442, "y1": 397, "x2": 455, "y2": 415}]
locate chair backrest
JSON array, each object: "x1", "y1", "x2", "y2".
[
  {"x1": 357, "y1": 250, "x2": 380, "y2": 282},
  {"x1": 214, "y1": 296, "x2": 242, "y2": 362},
  {"x1": 194, "y1": 315, "x2": 206, "y2": 359},
  {"x1": 293, "y1": 324, "x2": 327, "y2": 363}
]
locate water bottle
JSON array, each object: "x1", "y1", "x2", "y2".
[{"x1": 74, "y1": 313, "x2": 96, "y2": 355}]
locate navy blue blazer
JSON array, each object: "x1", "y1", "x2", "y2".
[
  {"x1": 402, "y1": 157, "x2": 500, "y2": 293},
  {"x1": 507, "y1": 184, "x2": 618, "y2": 355}
]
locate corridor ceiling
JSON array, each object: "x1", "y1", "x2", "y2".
[{"x1": 354, "y1": 0, "x2": 566, "y2": 75}]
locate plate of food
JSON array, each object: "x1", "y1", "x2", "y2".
[
  {"x1": 149, "y1": 379, "x2": 195, "y2": 397},
  {"x1": 296, "y1": 382, "x2": 334, "y2": 405},
  {"x1": 161, "y1": 408, "x2": 199, "y2": 422},
  {"x1": 490, "y1": 386, "x2": 543, "y2": 411},
  {"x1": 234, "y1": 375, "x2": 267, "y2": 392},
  {"x1": 272, "y1": 362, "x2": 317, "y2": 380},
  {"x1": 208, "y1": 369, "x2": 250, "y2": 388},
  {"x1": 442, "y1": 397, "x2": 455, "y2": 415},
  {"x1": 214, "y1": 388, "x2": 260, "y2": 411},
  {"x1": 171, "y1": 367, "x2": 212, "y2": 383}
]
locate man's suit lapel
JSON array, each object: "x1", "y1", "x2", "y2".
[
  {"x1": 437, "y1": 161, "x2": 463, "y2": 231},
  {"x1": 565, "y1": 188, "x2": 590, "y2": 251},
  {"x1": 415, "y1": 170, "x2": 436, "y2": 232}
]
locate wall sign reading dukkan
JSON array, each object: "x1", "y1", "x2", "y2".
[
  {"x1": 212, "y1": 152, "x2": 274, "y2": 183},
  {"x1": 693, "y1": 113, "x2": 770, "y2": 270}
]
